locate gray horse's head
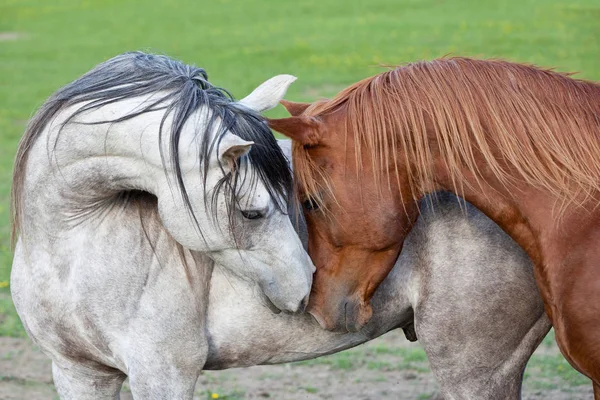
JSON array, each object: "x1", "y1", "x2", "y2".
[{"x1": 12, "y1": 52, "x2": 314, "y2": 313}]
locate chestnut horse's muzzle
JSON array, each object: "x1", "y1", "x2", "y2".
[{"x1": 308, "y1": 296, "x2": 373, "y2": 333}]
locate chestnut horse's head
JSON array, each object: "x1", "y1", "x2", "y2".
[
  {"x1": 269, "y1": 97, "x2": 420, "y2": 332},
  {"x1": 270, "y1": 57, "x2": 600, "y2": 332}
]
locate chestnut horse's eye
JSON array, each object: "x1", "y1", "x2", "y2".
[{"x1": 303, "y1": 198, "x2": 319, "y2": 211}]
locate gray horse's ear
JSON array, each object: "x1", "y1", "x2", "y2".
[
  {"x1": 239, "y1": 75, "x2": 297, "y2": 113},
  {"x1": 268, "y1": 116, "x2": 322, "y2": 146},
  {"x1": 280, "y1": 100, "x2": 311, "y2": 116},
  {"x1": 219, "y1": 134, "x2": 254, "y2": 167}
]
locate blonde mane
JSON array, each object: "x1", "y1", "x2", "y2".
[{"x1": 293, "y1": 57, "x2": 600, "y2": 207}]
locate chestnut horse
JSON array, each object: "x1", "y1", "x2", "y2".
[{"x1": 269, "y1": 58, "x2": 600, "y2": 394}]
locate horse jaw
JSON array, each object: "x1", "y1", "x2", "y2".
[{"x1": 238, "y1": 75, "x2": 297, "y2": 112}]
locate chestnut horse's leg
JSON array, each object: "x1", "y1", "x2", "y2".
[{"x1": 594, "y1": 382, "x2": 600, "y2": 400}]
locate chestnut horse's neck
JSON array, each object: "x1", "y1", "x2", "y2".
[
  {"x1": 430, "y1": 160, "x2": 544, "y2": 264},
  {"x1": 429, "y1": 149, "x2": 600, "y2": 272},
  {"x1": 307, "y1": 57, "x2": 600, "y2": 268}
]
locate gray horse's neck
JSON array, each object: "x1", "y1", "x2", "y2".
[{"x1": 22, "y1": 100, "x2": 165, "y2": 234}]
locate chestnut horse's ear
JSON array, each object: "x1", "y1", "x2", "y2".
[
  {"x1": 267, "y1": 116, "x2": 322, "y2": 146},
  {"x1": 280, "y1": 100, "x2": 311, "y2": 116}
]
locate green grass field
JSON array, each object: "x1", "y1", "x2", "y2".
[{"x1": 1, "y1": 0, "x2": 599, "y2": 393}]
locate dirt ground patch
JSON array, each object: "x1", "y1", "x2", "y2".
[{"x1": 0, "y1": 330, "x2": 592, "y2": 400}]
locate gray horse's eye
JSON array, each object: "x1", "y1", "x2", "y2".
[{"x1": 241, "y1": 210, "x2": 263, "y2": 220}]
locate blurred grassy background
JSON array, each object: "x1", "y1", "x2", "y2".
[{"x1": 0, "y1": 0, "x2": 599, "y2": 392}]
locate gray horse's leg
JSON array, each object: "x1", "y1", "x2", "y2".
[
  {"x1": 127, "y1": 359, "x2": 201, "y2": 400},
  {"x1": 121, "y1": 291, "x2": 208, "y2": 399},
  {"x1": 409, "y1": 197, "x2": 552, "y2": 399},
  {"x1": 52, "y1": 362, "x2": 126, "y2": 400},
  {"x1": 419, "y1": 314, "x2": 551, "y2": 400}
]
